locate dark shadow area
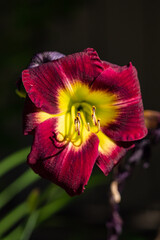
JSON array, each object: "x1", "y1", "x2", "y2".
[{"x1": 0, "y1": 0, "x2": 160, "y2": 239}]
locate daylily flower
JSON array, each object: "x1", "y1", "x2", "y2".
[{"x1": 22, "y1": 48, "x2": 147, "y2": 196}]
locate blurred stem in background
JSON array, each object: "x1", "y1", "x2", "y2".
[{"x1": 106, "y1": 110, "x2": 160, "y2": 240}]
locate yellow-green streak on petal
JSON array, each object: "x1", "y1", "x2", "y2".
[
  {"x1": 33, "y1": 111, "x2": 65, "y2": 125},
  {"x1": 97, "y1": 131, "x2": 116, "y2": 154}
]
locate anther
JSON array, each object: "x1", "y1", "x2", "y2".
[
  {"x1": 87, "y1": 122, "x2": 90, "y2": 131},
  {"x1": 74, "y1": 117, "x2": 80, "y2": 135},
  {"x1": 77, "y1": 117, "x2": 81, "y2": 135},
  {"x1": 97, "y1": 119, "x2": 101, "y2": 132},
  {"x1": 77, "y1": 111, "x2": 81, "y2": 119},
  {"x1": 92, "y1": 106, "x2": 96, "y2": 113},
  {"x1": 92, "y1": 106, "x2": 97, "y2": 125},
  {"x1": 74, "y1": 118, "x2": 78, "y2": 132}
]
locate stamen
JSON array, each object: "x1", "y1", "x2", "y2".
[
  {"x1": 87, "y1": 122, "x2": 90, "y2": 131},
  {"x1": 92, "y1": 106, "x2": 96, "y2": 113},
  {"x1": 97, "y1": 119, "x2": 101, "y2": 132},
  {"x1": 77, "y1": 111, "x2": 81, "y2": 119},
  {"x1": 74, "y1": 117, "x2": 81, "y2": 135},
  {"x1": 92, "y1": 113, "x2": 97, "y2": 125},
  {"x1": 74, "y1": 118, "x2": 78, "y2": 132},
  {"x1": 92, "y1": 106, "x2": 97, "y2": 125},
  {"x1": 77, "y1": 117, "x2": 80, "y2": 135}
]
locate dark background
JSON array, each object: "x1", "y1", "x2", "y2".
[{"x1": 0, "y1": 0, "x2": 160, "y2": 239}]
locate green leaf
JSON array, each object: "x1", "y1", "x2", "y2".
[
  {"x1": 37, "y1": 194, "x2": 70, "y2": 224},
  {"x1": 20, "y1": 211, "x2": 39, "y2": 240},
  {"x1": 2, "y1": 226, "x2": 23, "y2": 240}
]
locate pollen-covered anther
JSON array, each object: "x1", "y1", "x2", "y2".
[
  {"x1": 92, "y1": 106, "x2": 97, "y2": 125},
  {"x1": 74, "y1": 118, "x2": 78, "y2": 132},
  {"x1": 77, "y1": 117, "x2": 81, "y2": 135},
  {"x1": 97, "y1": 119, "x2": 101, "y2": 132},
  {"x1": 92, "y1": 106, "x2": 96, "y2": 113}
]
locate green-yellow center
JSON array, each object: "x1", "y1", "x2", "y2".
[{"x1": 56, "y1": 81, "x2": 119, "y2": 147}]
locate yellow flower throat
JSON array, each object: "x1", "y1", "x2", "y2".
[
  {"x1": 55, "y1": 82, "x2": 119, "y2": 147},
  {"x1": 56, "y1": 102, "x2": 101, "y2": 147}
]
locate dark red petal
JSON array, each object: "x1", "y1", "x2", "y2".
[
  {"x1": 102, "y1": 60, "x2": 120, "y2": 70},
  {"x1": 96, "y1": 146, "x2": 126, "y2": 176},
  {"x1": 27, "y1": 118, "x2": 67, "y2": 165},
  {"x1": 91, "y1": 63, "x2": 147, "y2": 141},
  {"x1": 96, "y1": 141, "x2": 129, "y2": 176},
  {"x1": 23, "y1": 97, "x2": 40, "y2": 135},
  {"x1": 102, "y1": 60, "x2": 131, "y2": 72},
  {"x1": 22, "y1": 48, "x2": 104, "y2": 114},
  {"x1": 23, "y1": 96, "x2": 53, "y2": 135},
  {"x1": 27, "y1": 118, "x2": 99, "y2": 196}
]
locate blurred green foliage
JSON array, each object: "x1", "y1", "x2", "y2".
[{"x1": 0, "y1": 147, "x2": 108, "y2": 240}]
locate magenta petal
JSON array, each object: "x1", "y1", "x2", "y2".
[
  {"x1": 22, "y1": 48, "x2": 104, "y2": 114},
  {"x1": 27, "y1": 118, "x2": 99, "y2": 196},
  {"x1": 92, "y1": 63, "x2": 147, "y2": 141}
]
